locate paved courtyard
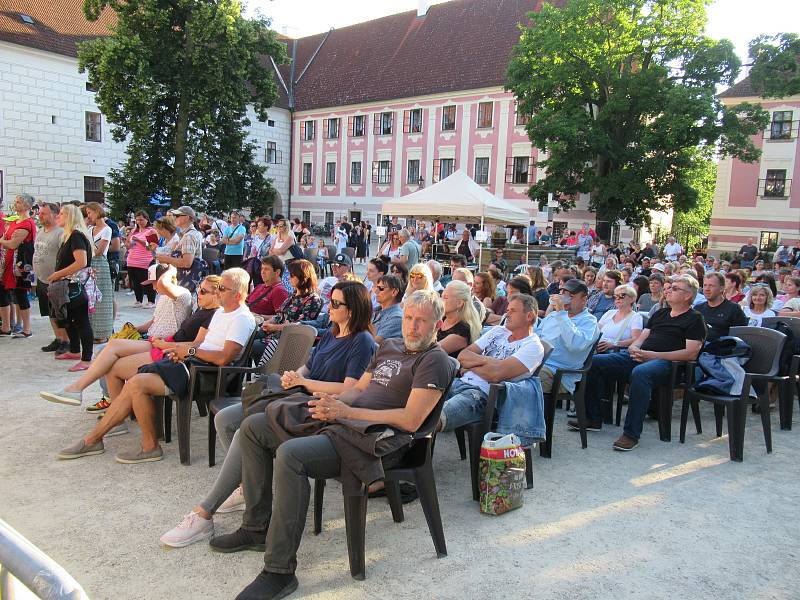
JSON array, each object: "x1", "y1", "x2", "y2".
[{"x1": 2, "y1": 289, "x2": 799, "y2": 600}]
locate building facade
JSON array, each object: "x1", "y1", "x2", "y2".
[
  {"x1": 0, "y1": 2, "x2": 291, "y2": 212},
  {"x1": 708, "y1": 78, "x2": 800, "y2": 257}
]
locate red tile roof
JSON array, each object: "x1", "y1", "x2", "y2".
[
  {"x1": 0, "y1": 0, "x2": 115, "y2": 57},
  {"x1": 0, "y1": 0, "x2": 557, "y2": 111},
  {"x1": 718, "y1": 76, "x2": 756, "y2": 99},
  {"x1": 286, "y1": 0, "x2": 553, "y2": 111}
]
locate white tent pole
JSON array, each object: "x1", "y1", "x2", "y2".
[
  {"x1": 526, "y1": 224, "x2": 530, "y2": 267},
  {"x1": 479, "y1": 215, "x2": 484, "y2": 268}
]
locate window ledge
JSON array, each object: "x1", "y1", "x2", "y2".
[{"x1": 760, "y1": 194, "x2": 789, "y2": 199}]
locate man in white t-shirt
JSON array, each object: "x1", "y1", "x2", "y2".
[
  {"x1": 56, "y1": 268, "x2": 256, "y2": 464},
  {"x1": 663, "y1": 236, "x2": 682, "y2": 262},
  {"x1": 439, "y1": 294, "x2": 544, "y2": 431}
]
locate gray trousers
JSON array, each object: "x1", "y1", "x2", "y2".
[
  {"x1": 239, "y1": 412, "x2": 342, "y2": 574},
  {"x1": 199, "y1": 403, "x2": 244, "y2": 514}
]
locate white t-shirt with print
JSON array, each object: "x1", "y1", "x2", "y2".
[
  {"x1": 199, "y1": 305, "x2": 256, "y2": 353},
  {"x1": 460, "y1": 326, "x2": 545, "y2": 394},
  {"x1": 92, "y1": 225, "x2": 112, "y2": 257},
  {"x1": 742, "y1": 307, "x2": 776, "y2": 328}
]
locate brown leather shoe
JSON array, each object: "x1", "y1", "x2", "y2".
[{"x1": 613, "y1": 434, "x2": 638, "y2": 451}]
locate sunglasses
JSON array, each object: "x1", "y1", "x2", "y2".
[
  {"x1": 218, "y1": 284, "x2": 231, "y2": 293},
  {"x1": 613, "y1": 294, "x2": 629, "y2": 300},
  {"x1": 375, "y1": 285, "x2": 386, "y2": 292},
  {"x1": 409, "y1": 273, "x2": 426, "y2": 280},
  {"x1": 198, "y1": 287, "x2": 217, "y2": 295},
  {"x1": 330, "y1": 298, "x2": 347, "y2": 309}
]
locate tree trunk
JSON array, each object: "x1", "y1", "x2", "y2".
[{"x1": 171, "y1": 25, "x2": 193, "y2": 208}]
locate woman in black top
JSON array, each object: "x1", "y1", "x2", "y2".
[
  {"x1": 437, "y1": 280, "x2": 482, "y2": 358},
  {"x1": 48, "y1": 204, "x2": 95, "y2": 368}
]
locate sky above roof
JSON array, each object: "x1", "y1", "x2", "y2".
[{"x1": 247, "y1": 0, "x2": 796, "y2": 74}]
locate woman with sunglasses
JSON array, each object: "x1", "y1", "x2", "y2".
[
  {"x1": 379, "y1": 232, "x2": 402, "y2": 261},
  {"x1": 596, "y1": 285, "x2": 643, "y2": 353},
  {"x1": 404, "y1": 262, "x2": 434, "y2": 297},
  {"x1": 741, "y1": 284, "x2": 777, "y2": 327},
  {"x1": 161, "y1": 280, "x2": 375, "y2": 548},
  {"x1": 256, "y1": 259, "x2": 322, "y2": 365},
  {"x1": 40, "y1": 273, "x2": 219, "y2": 410},
  {"x1": 371, "y1": 274, "x2": 404, "y2": 343}
]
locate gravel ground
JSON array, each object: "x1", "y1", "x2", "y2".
[{"x1": 2, "y1": 287, "x2": 799, "y2": 600}]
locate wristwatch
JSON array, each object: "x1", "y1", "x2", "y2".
[{"x1": 187, "y1": 346, "x2": 197, "y2": 357}]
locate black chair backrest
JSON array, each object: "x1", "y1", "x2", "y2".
[
  {"x1": 762, "y1": 315, "x2": 800, "y2": 341},
  {"x1": 532, "y1": 340, "x2": 554, "y2": 377},
  {"x1": 729, "y1": 326, "x2": 786, "y2": 376},
  {"x1": 583, "y1": 333, "x2": 603, "y2": 368}
]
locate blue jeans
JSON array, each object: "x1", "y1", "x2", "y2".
[
  {"x1": 584, "y1": 352, "x2": 672, "y2": 440},
  {"x1": 441, "y1": 379, "x2": 488, "y2": 431}
]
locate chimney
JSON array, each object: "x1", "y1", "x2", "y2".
[{"x1": 417, "y1": 0, "x2": 428, "y2": 17}]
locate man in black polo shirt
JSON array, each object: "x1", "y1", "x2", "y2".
[
  {"x1": 574, "y1": 274, "x2": 706, "y2": 451},
  {"x1": 694, "y1": 272, "x2": 747, "y2": 341}
]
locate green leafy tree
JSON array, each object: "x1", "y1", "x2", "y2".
[
  {"x1": 748, "y1": 33, "x2": 800, "y2": 99},
  {"x1": 79, "y1": 0, "x2": 287, "y2": 216},
  {"x1": 671, "y1": 151, "x2": 716, "y2": 250},
  {"x1": 507, "y1": 0, "x2": 769, "y2": 227}
]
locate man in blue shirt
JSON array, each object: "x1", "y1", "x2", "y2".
[
  {"x1": 222, "y1": 212, "x2": 247, "y2": 269},
  {"x1": 535, "y1": 279, "x2": 599, "y2": 395},
  {"x1": 527, "y1": 220, "x2": 537, "y2": 244},
  {"x1": 586, "y1": 270, "x2": 621, "y2": 320}
]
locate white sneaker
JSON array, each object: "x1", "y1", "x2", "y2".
[
  {"x1": 160, "y1": 511, "x2": 214, "y2": 548},
  {"x1": 40, "y1": 389, "x2": 83, "y2": 406},
  {"x1": 216, "y1": 485, "x2": 245, "y2": 513}
]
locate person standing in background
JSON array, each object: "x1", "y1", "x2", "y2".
[
  {"x1": 125, "y1": 211, "x2": 157, "y2": 308},
  {"x1": 221, "y1": 212, "x2": 247, "y2": 269},
  {"x1": 34, "y1": 202, "x2": 69, "y2": 353}
]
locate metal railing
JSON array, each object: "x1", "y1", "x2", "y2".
[
  {"x1": 758, "y1": 178, "x2": 792, "y2": 198},
  {"x1": 0, "y1": 519, "x2": 90, "y2": 599}
]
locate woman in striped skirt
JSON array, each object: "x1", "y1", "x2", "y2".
[{"x1": 84, "y1": 203, "x2": 114, "y2": 343}]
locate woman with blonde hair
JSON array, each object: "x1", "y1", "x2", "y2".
[
  {"x1": 48, "y1": 204, "x2": 94, "y2": 369},
  {"x1": 404, "y1": 262, "x2": 434, "y2": 297},
  {"x1": 83, "y1": 202, "x2": 114, "y2": 342},
  {"x1": 596, "y1": 285, "x2": 643, "y2": 352},
  {"x1": 438, "y1": 280, "x2": 482, "y2": 357},
  {"x1": 741, "y1": 283, "x2": 776, "y2": 327}
]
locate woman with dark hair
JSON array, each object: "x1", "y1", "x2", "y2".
[
  {"x1": 365, "y1": 257, "x2": 388, "y2": 309},
  {"x1": 390, "y1": 261, "x2": 409, "y2": 288},
  {"x1": 257, "y1": 259, "x2": 323, "y2": 365},
  {"x1": 126, "y1": 210, "x2": 157, "y2": 308},
  {"x1": 526, "y1": 266, "x2": 550, "y2": 317},
  {"x1": 637, "y1": 273, "x2": 663, "y2": 312},
  {"x1": 372, "y1": 273, "x2": 404, "y2": 343},
  {"x1": 724, "y1": 271, "x2": 745, "y2": 303},
  {"x1": 84, "y1": 202, "x2": 114, "y2": 342},
  {"x1": 631, "y1": 275, "x2": 650, "y2": 301},
  {"x1": 0, "y1": 193, "x2": 36, "y2": 337},
  {"x1": 160, "y1": 280, "x2": 375, "y2": 548},
  {"x1": 507, "y1": 275, "x2": 533, "y2": 297}
]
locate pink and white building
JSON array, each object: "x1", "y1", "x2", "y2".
[
  {"x1": 708, "y1": 78, "x2": 800, "y2": 256},
  {"x1": 277, "y1": 0, "x2": 646, "y2": 242}
]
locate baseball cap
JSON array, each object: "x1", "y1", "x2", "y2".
[
  {"x1": 332, "y1": 253, "x2": 353, "y2": 267},
  {"x1": 169, "y1": 206, "x2": 197, "y2": 220},
  {"x1": 651, "y1": 263, "x2": 666, "y2": 273},
  {"x1": 560, "y1": 278, "x2": 588, "y2": 295}
]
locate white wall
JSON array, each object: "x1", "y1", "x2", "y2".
[
  {"x1": 0, "y1": 41, "x2": 292, "y2": 214},
  {"x1": 0, "y1": 42, "x2": 127, "y2": 205}
]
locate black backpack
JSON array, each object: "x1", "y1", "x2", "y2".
[{"x1": 763, "y1": 321, "x2": 799, "y2": 376}]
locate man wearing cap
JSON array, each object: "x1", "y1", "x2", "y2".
[
  {"x1": 157, "y1": 206, "x2": 204, "y2": 290},
  {"x1": 638, "y1": 256, "x2": 652, "y2": 277},
  {"x1": 222, "y1": 212, "x2": 247, "y2": 269},
  {"x1": 534, "y1": 278, "x2": 599, "y2": 395}
]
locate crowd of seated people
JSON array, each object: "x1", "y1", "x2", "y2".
[{"x1": 31, "y1": 220, "x2": 800, "y2": 599}]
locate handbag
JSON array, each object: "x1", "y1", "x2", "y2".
[
  {"x1": 479, "y1": 432, "x2": 526, "y2": 515},
  {"x1": 241, "y1": 372, "x2": 306, "y2": 417},
  {"x1": 110, "y1": 322, "x2": 142, "y2": 340}
]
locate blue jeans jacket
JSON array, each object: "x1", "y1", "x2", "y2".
[{"x1": 496, "y1": 376, "x2": 546, "y2": 446}]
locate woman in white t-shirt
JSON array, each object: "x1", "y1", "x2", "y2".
[
  {"x1": 741, "y1": 284, "x2": 776, "y2": 327},
  {"x1": 152, "y1": 217, "x2": 180, "y2": 257},
  {"x1": 589, "y1": 240, "x2": 606, "y2": 268},
  {"x1": 85, "y1": 202, "x2": 114, "y2": 343},
  {"x1": 597, "y1": 285, "x2": 643, "y2": 353}
]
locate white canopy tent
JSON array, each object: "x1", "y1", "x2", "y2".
[{"x1": 380, "y1": 169, "x2": 532, "y2": 265}]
